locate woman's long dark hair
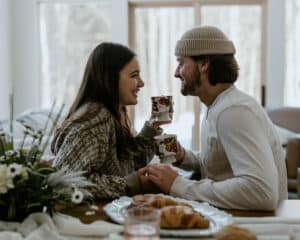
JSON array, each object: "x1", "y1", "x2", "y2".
[{"x1": 52, "y1": 42, "x2": 136, "y2": 157}]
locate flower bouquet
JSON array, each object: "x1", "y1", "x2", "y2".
[{"x1": 0, "y1": 103, "x2": 93, "y2": 222}]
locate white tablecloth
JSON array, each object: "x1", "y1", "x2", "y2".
[
  {"x1": 1, "y1": 213, "x2": 300, "y2": 240},
  {"x1": 0, "y1": 213, "x2": 122, "y2": 240}
]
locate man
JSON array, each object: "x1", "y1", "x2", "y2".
[{"x1": 146, "y1": 26, "x2": 287, "y2": 210}]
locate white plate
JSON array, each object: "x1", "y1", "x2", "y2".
[{"x1": 103, "y1": 195, "x2": 233, "y2": 237}]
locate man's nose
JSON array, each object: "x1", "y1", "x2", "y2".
[
  {"x1": 138, "y1": 78, "x2": 144, "y2": 88},
  {"x1": 174, "y1": 67, "x2": 180, "y2": 78}
]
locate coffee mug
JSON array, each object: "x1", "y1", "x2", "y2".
[
  {"x1": 154, "y1": 134, "x2": 178, "y2": 164},
  {"x1": 151, "y1": 96, "x2": 173, "y2": 124}
]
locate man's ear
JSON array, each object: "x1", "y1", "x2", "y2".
[{"x1": 197, "y1": 60, "x2": 209, "y2": 73}]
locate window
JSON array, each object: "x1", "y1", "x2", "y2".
[
  {"x1": 199, "y1": 3, "x2": 264, "y2": 103},
  {"x1": 285, "y1": 0, "x2": 300, "y2": 106},
  {"x1": 129, "y1": 0, "x2": 266, "y2": 150},
  {"x1": 130, "y1": 5, "x2": 195, "y2": 149},
  {"x1": 38, "y1": 1, "x2": 111, "y2": 108},
  {"x1": 37, "y1": 0, "x2": 268, "y2": 149}
]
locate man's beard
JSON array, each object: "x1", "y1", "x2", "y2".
[{"x1": 181, "y1": 67, "x2": 201, "y2": 96}]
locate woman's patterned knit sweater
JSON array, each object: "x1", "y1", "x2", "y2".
[{"x1": 52, "y1": 102, "x2": 161, "y2": 199}]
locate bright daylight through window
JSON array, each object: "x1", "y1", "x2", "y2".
[{"x1": 39, "y1": 1, "x2": 111, "y2": 108}]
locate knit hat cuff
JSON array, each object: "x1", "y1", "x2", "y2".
[{"x1": 175, "y1": 39, "x2": 236, "y2": 56}]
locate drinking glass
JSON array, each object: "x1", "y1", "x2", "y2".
[{"x1": 124, "y1": 206, "x2": 160, "y2": 240}]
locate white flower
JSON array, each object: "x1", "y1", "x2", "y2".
[
  {"x1": 5, "y1": 150, "x2": 15, "y2": 157},
  {"x1": 7, "y1": 163, "x2": 23, "y2": 178},
  {"x1": 71, "y1": 189, "x2": 83, "y2": 204},
  {"x1": 0, "y1": 164, "x2": 14, "y2": 194}
]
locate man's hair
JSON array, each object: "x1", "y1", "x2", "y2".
[{"x1": 191, "y1": 54, "x2": 239, "y2": 85}]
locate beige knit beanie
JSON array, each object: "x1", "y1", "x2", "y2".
[{"x1": 175, "y1": 26, "x2": 236, "y2": 56}]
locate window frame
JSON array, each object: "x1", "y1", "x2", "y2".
[
  {"x1": 128, "y1": 0, "x2": 267, "y2": 151},
  {"x1": 197, "y1": 0, "x2": 268, "y2": 106}
]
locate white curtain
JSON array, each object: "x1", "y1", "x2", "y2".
[
  {"x1": 285, "y1": 0, "x2": 300, "y2": 106},
  {"x1": 133, "y1": 7, "x2": 195, "y2": 148},
  {"x1": 39, "y1": 1, "x2": 111, "y2": 109},
  {"x1": 200, "y1": 5, "x2": 262, "y2": 103}
]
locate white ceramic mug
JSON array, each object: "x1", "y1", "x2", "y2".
[
  {"x1": 151, "y1": 96, "x2": 173, "y2": 124},
  {"x1": 154, "y1": 134, "x2": 178, "y2": 164}
]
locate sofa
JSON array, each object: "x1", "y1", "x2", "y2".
[
  {"x1": 0, "y1": 109, "x2": 62, "y2": 158},
  {"x1": 267, "y1": 107, "x2": 300, "y2": 198}
]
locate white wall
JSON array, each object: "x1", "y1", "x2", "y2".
[
  {"x1": 266, "y1": 0, "x2": 285, "y2": 107},
  {"x1": 0, "y1": 0, "x2": 12, "y2": 120},
  {"x1": 11, "y1": 0, "x2": 39, "y2": 115},
  {"x1": 0, "y1": 0, "x2": 287, "y2": 118},
  {"x1": 111, "y1": 0, "x2": 128, "y2": 45}
]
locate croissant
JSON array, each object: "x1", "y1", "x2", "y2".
[
  {"x1": 132, "y1": 194, "x2": 192, "y2": 208},
  {"x1": 160, "y1": 206, "x2": 210, "y2": 229},
  {"x1": 215, "y1": 225, "x2": 257, "y2": 240}
]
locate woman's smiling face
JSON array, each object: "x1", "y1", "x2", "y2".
[{"x1": 119, "y1": 57, "x2": 144, "y2": 106}]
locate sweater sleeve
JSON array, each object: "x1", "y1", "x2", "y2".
[
  {"x1": 133, "y1": 121, "x2": 163, "y2": 169},
  {"x1": 177, "y1": 149, "x2": 203, "y2": 174},
  {"x1": 170, "y1": 106, "x2": 279, "y2": 210},
  {"x1": 54, "y1": 118, "x2": 139, "y2": 199}
]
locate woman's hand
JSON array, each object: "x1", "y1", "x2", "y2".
[{"x1": 149, "y1": 114, "x2": 172, "y2": 128}]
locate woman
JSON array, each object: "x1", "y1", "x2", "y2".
[{"x1": 52, "y1": 42, "x2": 162, "y2": 199}]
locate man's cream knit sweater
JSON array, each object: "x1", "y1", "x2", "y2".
[{"x1": 171, "y1": 86, "x2": 288, "y2": 210}]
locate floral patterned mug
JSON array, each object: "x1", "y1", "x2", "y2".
[
  {"x1": 154, "y1": 134, "x2": 178, "y2": 164},
  {"x1": 151, "y1": 96, "x2": 173, "y2": 124}
]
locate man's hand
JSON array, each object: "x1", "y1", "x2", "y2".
[
  {"x1": 146, "y1": 164, "x2": 179, "y2": 194},
  {"x1": 137, "y1": 167, "x2": 161, "y2": 193}
]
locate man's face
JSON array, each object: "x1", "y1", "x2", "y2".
[{"x1": 174, "y1": 56, "x2": 201, "y2": 96}]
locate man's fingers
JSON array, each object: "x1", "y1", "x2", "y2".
[
  {"x1": 147, "y1": 170, "x2": 159, "y2": 179},
  {"x1": 147, "y1": 165, "x2": 169, "y2": 183},
  {"x1": 148, "y1": 174, "x2": 161, "y2": 186},
  {"x1": 147, "y1": 165, "x2": 163, "y2": 177},
  {"x1": 138, "y1": 167, "x2": 147, "y2": 174}
]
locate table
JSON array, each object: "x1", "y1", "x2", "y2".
[
  {"x1": 275, "y1": 200, "x2": 300, "y2": 218},
  {"x1": 3, "y1": 199, "x2": 293, "y2": 240},
  {"x1": 58, "y1": 200, "x2": 300, "y2": 224},
  {"x1": 56, "y1": 200, "x2": 300, "y2": 240},
  {"x1": 226, "y1": 199, "x2": 300, "y2": 218}
]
